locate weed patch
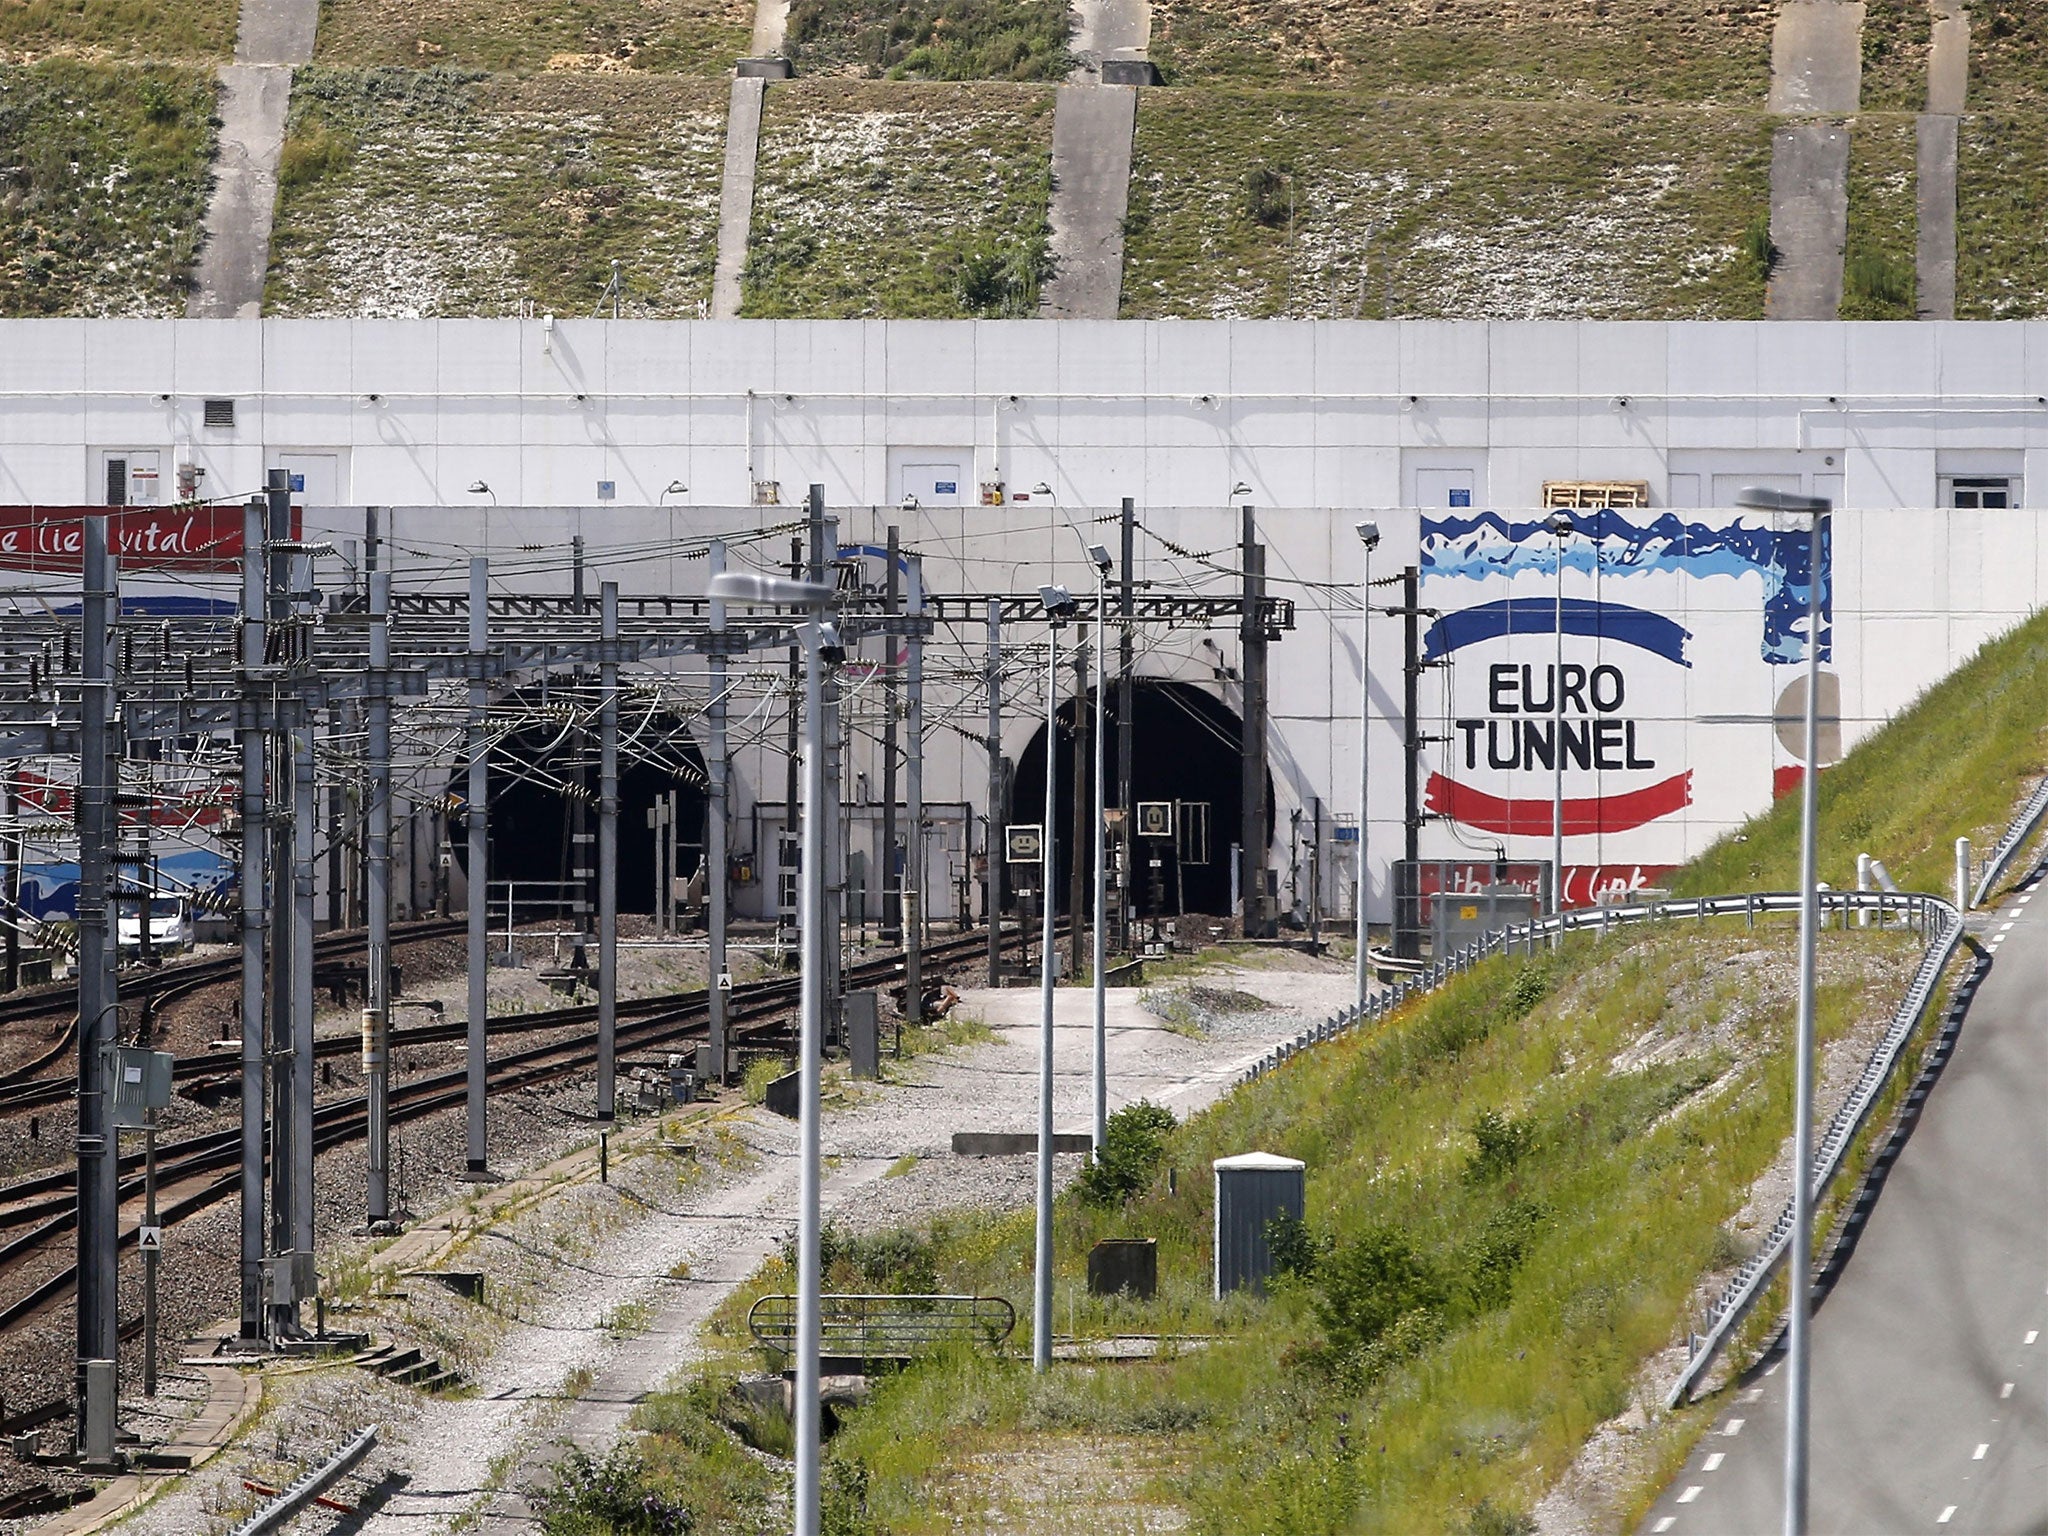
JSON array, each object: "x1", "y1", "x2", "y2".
[
  {"x1": 0, "y1": 0, "x2": 236, "y2": 61},
  {"x1": 1841, "y1": 115, "x2": 1918, "y2": 320},
  {"x1": 0, "y1": 61, "x2": 216, "y2": 316},
  {"x1": 1123, "y1": 89, "x2": 1773, "y2": 319},
  {"x1": 785, "y1": 0, "x2": 1070, "y2": 81},
  {"x1": 1957, "y1": 113, "x2": 2048, "y2": 319},
  {"x1": 743, "y1": 80, "x2": 1053, "y2": 318},
  {"x1": 314, "y1": 0, "x2": 748, "y2": 75}
]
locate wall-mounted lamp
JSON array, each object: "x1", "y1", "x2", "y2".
[
  {"x1": 900, "y1": 494, "x2": 920, "y2": 511},
  {"x1": 661, "y1": 480, "x2": 688, "y2": 503},
  {"x1": 1032, "y1": 482, "x2": 1052, "y2": 496},
  {"x1": 468, "y1": 480, "x2": 497, "y2": 504},
  {"x1": 1230, "y1": 481, "x2": 1253, "y2": 499}
]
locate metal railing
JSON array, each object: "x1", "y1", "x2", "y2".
[
  {"x1": 1238, "y1": 886, "x2": 1966, "y2": 1406},
  {"x1": 748, "y1": 1293, "x2": 1016, "y2": 1361},
  {"x1": 1974, "y1": 773, "x2": 2048, "y2": 908}
]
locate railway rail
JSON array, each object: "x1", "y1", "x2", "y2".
[{"x1": 0, "y1": 922, "x2": 1029, "y2": 1334}]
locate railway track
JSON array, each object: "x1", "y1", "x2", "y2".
[
  {"x1": 0, "y1": 918, "x2": 469, "y2": 1114},
  {"x1": 0, "y1": 924, "x2": 1025, "y2": 1333}
]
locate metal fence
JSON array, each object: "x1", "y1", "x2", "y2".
[
  {"x1": 748, "y1": 1293, "x2": 1016, "y2": 1361},
  {"x1": 1237, "y1": 885, "x2": 1967, "y2": 1406},
  {"x1": 1973, "y1": 774, "x2": 2048, "y2": 908}
]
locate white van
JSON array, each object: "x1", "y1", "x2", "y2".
[{"x1": 116, "y1": 895, "x2": 194, "y2": 957}]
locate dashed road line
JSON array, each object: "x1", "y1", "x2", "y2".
[
  {"x1": 1677, "y1": 1485, "x2": 1703, "y2": 1504},
  {"x1": 1974, "y1": 1443, "x2": 1988, "y2": 1459},
  {"x1": 1725, "y1": 1417, "x2": 1745, "y2": 1435},
  {"x1": 2027, "y1": 1330, "x2": 2039, "y2": 1345},
  {"x1": 2001, "y1": 1382, "x2": 2015, "y2": 1398},
  {"x1": 1939, "y1": 1505, "x2": 1957, "y2": 1524},
  {"x1": 1703, "y1": 1452, "x2": 1725, "y2": 1471},
  {"x1": 1740, "y1": 1387, "x2": 1764, "y2": 1402},
  {"x1": 1653, "y1": 1520, "x2": 1676, "y2": 1533}
]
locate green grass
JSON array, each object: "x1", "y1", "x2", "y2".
[
  {"x1": 0, "y1": 0, "x2": 237, "y2": 61},
  {"x1": 1857, "y1": 0, "x2": 1934, "y2": 112},
  {"x1": 266, "y1": 67, "x2": 726, "y2": 316},
  {"x1": 1122, "y1": 89, "x2": 1774, "y2": 320},
  {"x1": 1145, "y1": 0, "x2": 1772, "y2": 102},
  {"x1": 0, "y1": 60, "x2": 216, "y2": 316},
  {"x1": 784, "y1": 0, "x2": 1072, "y2": 81},
  {"x1": 1971, "y1": 4, "x2": 2048, "y2": 107},
  {"x1": 312, "y1": 0, "x2": 749, "y2": 75},
  {"x1": 1839, "y1": 114, "x2": 1918, "y2": 321},
  {"x1": 1674, "y1": 606, "x2": 2048, "y2": 899},
  {"x1": 776, "y1": 920, "x2": 1917, "y2": 1534},
  {"x1": 1956, "y1": 113, "x2": 2048, "y2": 319},
  {"x1": 742, "y1": 80, "x2": 1053, "y2": 318}
]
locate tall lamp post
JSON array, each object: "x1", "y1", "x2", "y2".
[
  {"x1": 707, "y1": 569, "x2": 837, "y2": 1536},
  {"x1": 1035, "y1": 583, "x2": 1078, "y2": 1373},
  {"x1": 1085, "y1": 544, "x2": 1113, "y2": 1153},
  {"x1": 1353, "y1": 521, "x2": 1379, "y2": 1010},
  {"x1": 1546, "y1": 509, "x2": 1574, "y2": 915},
  {"x1": 1734, "y1": 485, "x2": 1832, "y2": 1536}
]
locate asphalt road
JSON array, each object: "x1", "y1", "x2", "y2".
[{"x1": 1641, "y1": 874, "x2": 2048, "y2": 1533}]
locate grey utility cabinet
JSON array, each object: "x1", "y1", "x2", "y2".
[{"x1": 1213, "y1": 1151, "x2": 1305, "y2": 1298}]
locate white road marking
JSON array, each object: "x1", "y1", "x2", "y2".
[
  {"x1": 1974, "y1": 1444, "x2": 1988, "y2": 1460},
  {"x1": 2027, "y1": 1330, "x2": 2039, "y2": 1345},
  {"x1": 1741, "y1": 1387, "x2": 1764, "y2": 1403},
  {"x1": 1678, "y1": 1486, "x2": 1703, "y2": 1504},
  {"x1": 1725, "y1": 1418, "x2": 1746, "y2": 1435},
  {"x1": 2002, "y1": 1382, "x2": 2015, "y2": 1399},
  {"x1": 1765, "y1": 1361, "x2": 1781, "y2": 1377},
  {"x1": 1939, "y1": 1506, "x2": 1957, "y2": 1524},
  {"x1": 1997, "y1": 922, "x2": 2016, "y2": 935},
  {"x1": 1654, "y1": 1521, "x2": 1676, "y2": 1534},
  {"x1": 1704, "y1": 1452, "x2": 1725, "y2": 1471}
]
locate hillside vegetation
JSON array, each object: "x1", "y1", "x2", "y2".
[
  {"x1": 0, "y1": 61, "x2": 216, "y2": 316},
  {"x1": 0, "y1": 0, "x2": 236, "y2": 61},
  {"x1": 312, "y1": 0, "x2": 749, "y2": 75},
  {"x1": 1675, "y1": 606, "x2": 2048, "y2": 899}
]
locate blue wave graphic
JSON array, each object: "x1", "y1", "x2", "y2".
[
  {"x1": 1423, "y1": 597, "x2": 1691, "y2": 666},
  {"x1": 1421, "y1": 509, "x2": 1830, "y2": 665}
]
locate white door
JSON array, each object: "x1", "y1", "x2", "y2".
[
  {"x1": 1414, "y1": 468, "x2": 1476, "y2": 509},
  {"x1": 900, "y1": 462, "x2": 966, "y2": 507},
  {"x1": 276, "y1": 452, "x2": 342, "y2": 506}
]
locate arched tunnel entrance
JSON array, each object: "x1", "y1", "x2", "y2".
[
  {"x1": 463, "y1": 699, "x2": 709, "y2": 918},
  {"x1": 1011, "y1": 678, "x2": 1274, "y2": 917}
]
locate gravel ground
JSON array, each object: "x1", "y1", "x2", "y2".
[
  {"x1": 90, "y1": 947, "x2": 1359, "y2": 1535},
  {"x1": 0, "y1": 922, "x2": 773, "y2": 1517}
]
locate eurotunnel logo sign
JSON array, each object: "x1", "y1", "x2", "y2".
[
  {"x1": 1419, "y1": 508, "x2": 1831, "y2": 862},
  {"x1": 1425, "y1": 596, "x2": 1693, "y2": 836}
]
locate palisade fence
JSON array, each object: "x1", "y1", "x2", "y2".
[{"x1": 1238, "y1": 884, "x2": 1971, "y2": 1406}]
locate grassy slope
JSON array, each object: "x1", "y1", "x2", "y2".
[
  {"x1": 625, "y1": 924, "x2": 1915, "y2": 1535},
  {"x1": 311, "y1": 0, "x2": 749, "y2": 75},
  {"x1": 267, "y1": 67, "x2": 726, "y2": 316},
  {"x1": 1145, "y1": 0, "x2": 1773, "y2": 101},
  {"x1": 1674, "y1": 607, "x2": 2048, "y2": 899},
  {"x1": 0, "y1": 0, "x2": 236, "y2": 61},
  {"x1": 1839, "y1": 114, "x2": 1918, "y2": 321},
  {"x1": 1956, "y1": 113, "x2": 2048, "y2": 319},
  {"x1": 1857, "y1": 0, "x2": 1932, "y2": 112},
  {"x1": 742, "y1": 80, "x2": 1053, "y2": 318},
  {"x1": 1971, "y1": 4, "x2": 2048, "y2": 105},
  {"x1": 1122, "y1": 91, "x2": 1774, "y2": 320},
  {"x1": 782, "y1": 0, "x2": 1072, "y2": 81},
  {"x1": 0, "y1": 61, "x2": 216, "y2": 316}
]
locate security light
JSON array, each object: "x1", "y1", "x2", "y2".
[
  {"x1": 1547, "y1": 510, "x2": 1574, "y2": 535},
  {"x1": 900, "y1": 494, "x2": 920, "y2": 511},
  {"x1": 467, "y1": 481, "x2": 490, "y2": 495},
  {"x1": 1355, "y1": 520, "x2": 1380, "y2": 549},
  {"x1": 1038, "y1": 584, "x2": 1078, "y2": 619},
  {"x1": 1087, "y1": 543, "x2": 1113, "y2": 575},
  {"x1": 1032, "y1": 482, "x2": 1052, "y2": 496}
]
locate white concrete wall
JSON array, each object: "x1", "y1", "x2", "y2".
[{"x1": 6, "y1": 317, "x2": 2048, "y2": 921}]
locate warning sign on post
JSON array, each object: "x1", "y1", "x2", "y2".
[
  {"x1": 1005, "y1": 824, "x2": 1044, "y2": 863},
  {"x1": 137, "y1": 1225, "x2": 162, "y2": 1251}
]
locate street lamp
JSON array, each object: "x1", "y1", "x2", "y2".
[
  {"x1": 661, "y1": 480, "x2": 688, "y2": 503},
  {"x1": 467, "y1": 480, "x2": 496, "y2": 504},
  {"x1": 1353, "y1": 521, "x2": 1379, "y2": 1011},
  {"x1": 707, "y1": 567, "x2": 835, "y2": 1536},
  {"x1": 1733, "y1": 484, "x2": 1831, "y2": 1536},
  {"x1": 1085, "y1": 543, "x2": 1114, "y2": 1154},
  {"x1": 1034, "y1": 581, "x2": 1078, "y2": 1374},
  {"x1": 1546, "y1": 509, "x2": 1574, "y2": 915}
]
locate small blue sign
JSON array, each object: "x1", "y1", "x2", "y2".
[
  {"x1": 1333, "y1": 826, "x2": 1359, "y2": 843},
  {"x1": 597, "y1": 480, "x2": 616, "y2": 501},
  {"x1": 1448, "y1": 488, "x2": 1472, "y2": 508},
  {"x1": 288, "y1": 474, "x2": 305, "y2": 492},
  {"x1": 934, "y1": 481, "x2": 957, "y2": 496}
]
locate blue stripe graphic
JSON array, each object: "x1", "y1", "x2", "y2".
[{"x1": 1422, "y1": 597, "x2": 1691, "y2": 666}]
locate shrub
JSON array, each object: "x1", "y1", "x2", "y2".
[
  {"x1": 1468, "y1": 1498, "x2": 1538, "y2": 1536},
  {"x1": 1845, "y1": 249, "x2": 1913, "y2": 313},
  {"x1": 785, "y1": 1223, "x2": 942, "y2": 1293},
  {"x1": 1465, "y1": 1109, "x2": 1534, "y2": 1182},
  {"x1": 1264, "y1": 1208, "x2": 1330, "y2": 1280},
  {"x1": 1310, "y1": 1225, "x2": 1443, "y2": 1363},
  {"x1": 532, "y1": 1442, "x2": 693, "y2": 1535},
  {"x1": 951, "y1": 232, "x2": 1047, "y2": 316},
  {"x1": 1075, "y1": 1099, "x2": 1177, "y2": 1207},
  {"x1": 1740, "y1": 213, "x2": 1777, "y2": 281},
  {"x1": 1241, "y1": 163, "x2": 1292, "y2": 227}
]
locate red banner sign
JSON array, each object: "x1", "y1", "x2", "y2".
[{"x1": 0, "y1": 507, "x2": 266, "y2": 571}]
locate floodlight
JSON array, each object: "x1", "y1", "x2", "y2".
[{"x1": 1355, "y1": 520, "x2": 1380, "y2": 549}]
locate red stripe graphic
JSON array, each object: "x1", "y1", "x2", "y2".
[{"x1": 1424, "y1": 771, "x2": 1694, "y2": 836}]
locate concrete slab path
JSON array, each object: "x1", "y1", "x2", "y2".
[
  {"x1": 189, "y1": 0, "x2": 320, "y2": 317},
  {"x1": 711, "y1": 76, "x2": 767, "y2": 320},
  {"x1": 1916, "y1": 113, "x2": 1959, "y2": 320},
  {"x1": 1039, "y1": 83, "x2": 1138, "y2": 320},
  {"x1": 1927, "y1": 2, "x2": 1970, "y2": 115},
  {"x1": 1765, "y1": 2, "x2": 1862, "y2": 322}
]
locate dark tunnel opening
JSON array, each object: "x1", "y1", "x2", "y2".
[{"x1": 1010, "y1": 678, "x2": 1274, "y2": 917}]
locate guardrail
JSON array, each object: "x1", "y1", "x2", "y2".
[
  {"x1": 1237, "y1": 887, "x2": 1966, "y2": 1406},
  {"x1": 1974, "y1": 774, "x2": 2048, "y2": 908},
  {"x1": 227, "y1": 1424, "x2": 377, "y2": 1536},
  {"x1": 748, "y1": 1293, "x2": 1016, "y2": 1363}
]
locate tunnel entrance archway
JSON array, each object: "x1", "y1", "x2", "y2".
[
  {"x1": 471, "y1": 699, "x2": 709, "y2": 918},
  {"x1": 1011, "y1": 678, "x2": 1273, "y2": 918}
]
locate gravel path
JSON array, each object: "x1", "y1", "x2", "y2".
[{"x1": 99, "y1": 951, "x2": 1354, "y2": 1536}]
